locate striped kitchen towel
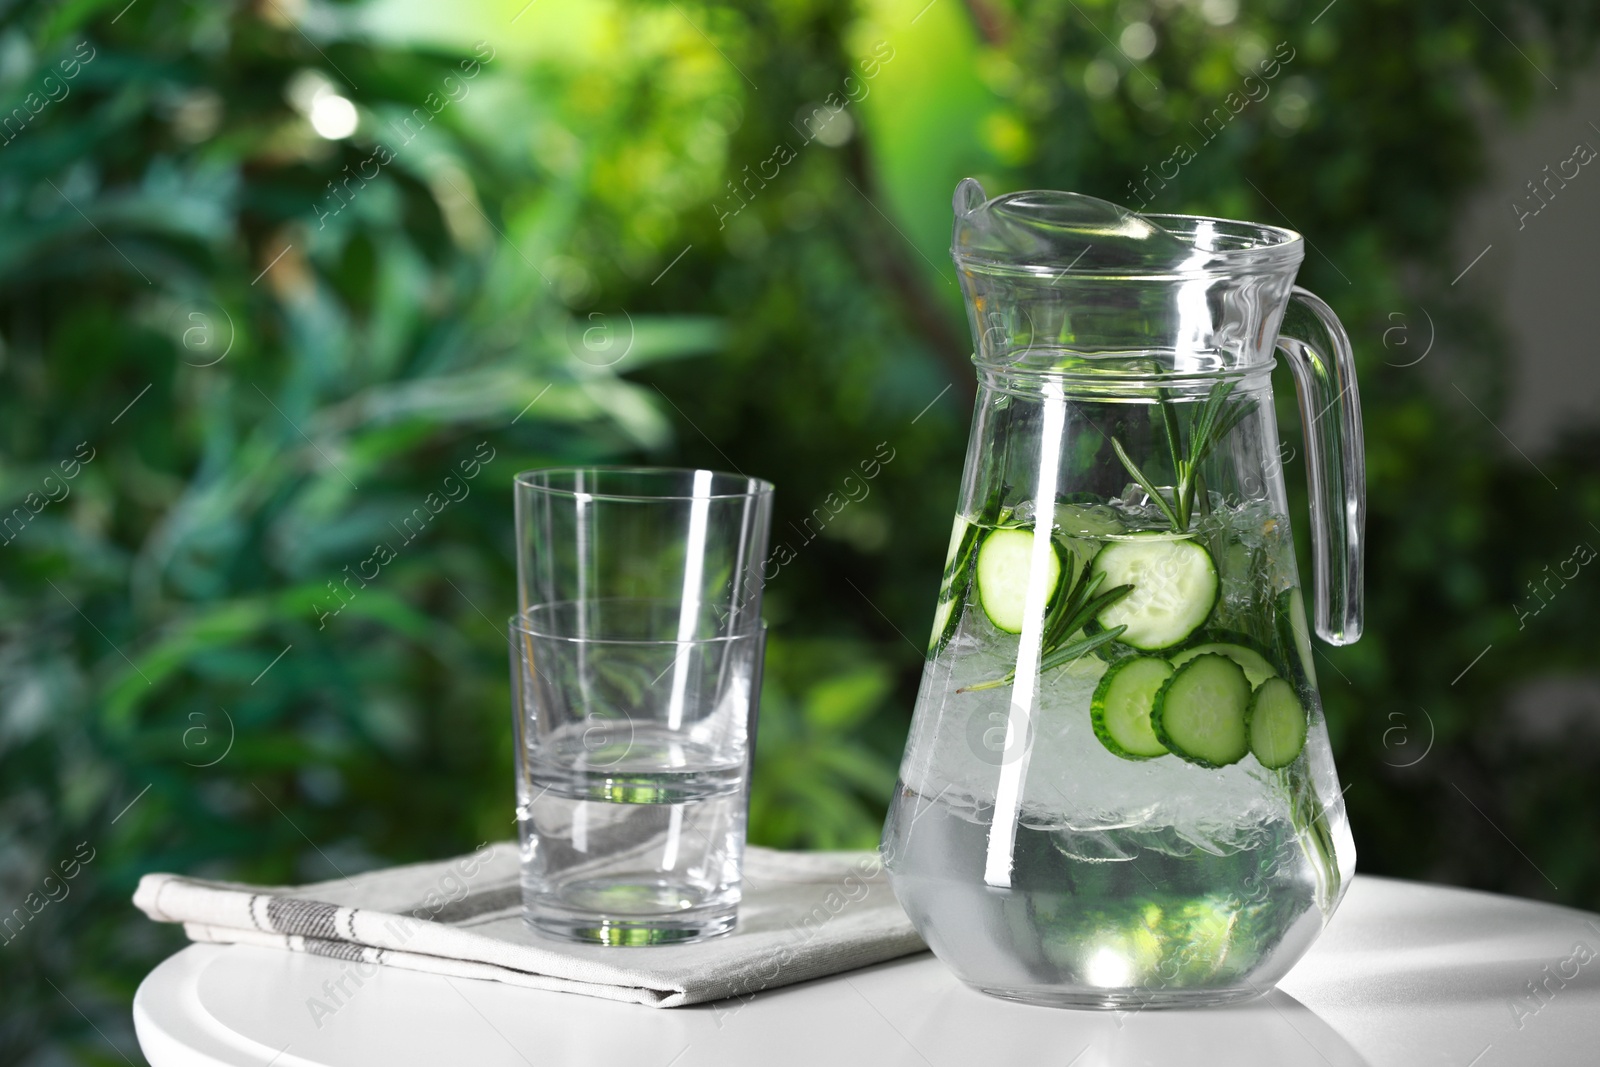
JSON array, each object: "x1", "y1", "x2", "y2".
[{"x1": 132, "y1": 842, "x2": 924, "y2": 1008}]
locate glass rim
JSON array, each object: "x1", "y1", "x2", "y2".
[
  {"x1": 508, "y1": 612, "x2": 766, "y2": 646},
  {"x1": 1143, "y1": 213, "x2": 1302, "y2": 251},
  {"x1": 513, "y1": 466, "x2": 774, "y2": 503},
  {"x1": 953, "y1": 210, "x2": 1305, "y2": 279}
]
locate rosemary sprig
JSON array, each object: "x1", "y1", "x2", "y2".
[
  {"x1": 1041, "y1": 566, "x2": 1132, "y2": 654},
  {"x1": 959, "y1": 558, "x2": 1132, "y2": 693},
  {"x1": 1110, "y1": 381, "x2": 1252, "y2": 532},
  {"x1": 1112, "y1": 437, "x2": 1181, "y2": 530}
]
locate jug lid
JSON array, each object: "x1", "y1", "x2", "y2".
[{"x1": 951, "y1": 177, "x2": 1303, "y2": 278}]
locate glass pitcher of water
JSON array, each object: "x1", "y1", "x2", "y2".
[{"x1": 881, "y1": 179, "x2": 1363, "y2": 1008}]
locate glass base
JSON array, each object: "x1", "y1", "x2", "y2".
[
  {"x1": 527, "y1": 910, "x2": 737, "y2": 946},
  {"x1": 524, "y1": 878, "x2": 738, "y2": 946},
  {"x1": 971, "y1": 983, "x2": 1267, "y2": 1010}
]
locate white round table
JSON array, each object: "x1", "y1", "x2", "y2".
[{"x1": 134, "y1": 875, "x2": 1600, "y2": 1067}]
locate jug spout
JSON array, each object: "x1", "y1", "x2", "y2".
[{"x1": 953, "y1": 176, "x2": 988, "y2": 217}]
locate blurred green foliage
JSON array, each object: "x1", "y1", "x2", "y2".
[{"x1": 3, "y1": 0, "x2": 1600, "y2": 1061}]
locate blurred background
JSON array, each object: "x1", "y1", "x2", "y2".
[{"x1": 3, "y1": 0, "x2": 1599, "y2": 1060}]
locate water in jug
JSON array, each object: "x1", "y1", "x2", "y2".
[{"x1": 881, "y1": 179, "x2": 1364, "y2": 1009}]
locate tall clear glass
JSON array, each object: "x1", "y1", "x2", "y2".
[
  {"x1": 513, "y1": 468, "x2": 773, "y2": 945},
  {"x1": 882, "y1": 182, "x2": 1363, "y2": 1008}
]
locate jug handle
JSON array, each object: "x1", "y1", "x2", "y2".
[{"x1": 1275, "y1": 286, "x2": 1365, "y2": 645}]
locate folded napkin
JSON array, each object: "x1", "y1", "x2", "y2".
[{"x1": 132, "y1": 842, "x2": 924, "y2": 1008}]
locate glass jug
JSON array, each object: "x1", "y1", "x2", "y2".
[{"x1": 882, "y1": 180, "x2": 1363, "y2": 1009}]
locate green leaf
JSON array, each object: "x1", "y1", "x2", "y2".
[{"x1": 801, "y1": 665, "x2": 894, "y2": 731}]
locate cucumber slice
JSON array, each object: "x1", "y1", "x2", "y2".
[
  {"x1": 1152, "y1": 653, "x2": 1251, "y2": 768},
  {"x1": 975, "y1": 527, "x2": 1063, "y2": 634},
  {"x1": 1090, "y1": 536, "x2": 1218, "y2": 651},
  {"x1": 1198, "y1": 627, "x2": 1271, "y2": 651},
  {"x1": 1248, "y1": 677, "x2": 1308, "y2": 769},
  {"x1": 1275, "y1": 587, "x2": 1317, "y2": 695},
  {"x1": 1091, "y1": 656, "x2": 1174, "y2": 760},
  {"x1": 928, "y1": 517, "x2": 979, "y2": 654},
  {"x1": 1170, "y1": 642, "x2": 1278, "y2": 688}
]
